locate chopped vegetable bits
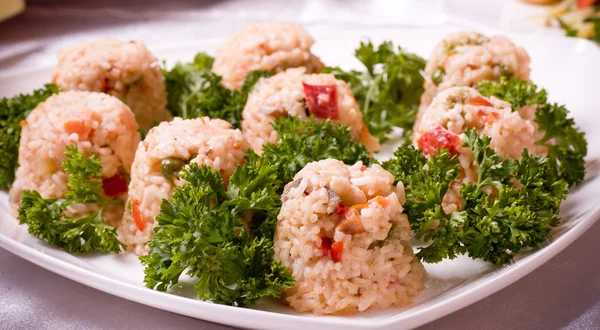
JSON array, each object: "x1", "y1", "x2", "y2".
[{"x1": 302, "y1": 82, "x2": 339, "y2": 119}]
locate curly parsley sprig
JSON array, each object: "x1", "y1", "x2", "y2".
[
  {"x1": 163, "y1": 53, "x2": 269, "y2": 127},
  {"x1": 0, "y1": 84, "x2": 59, "y2": 190},
  {"x1": 324, "y1": 41, "x2": 426, "y2": 142},
  {"x1": 477, "y1": 77, "x2": 587, "y2": 187},
  {"x1": 140, "y1": 164, "x2": 291, "y2": 307},
  {"x1": 141, "y1": 117, "x2": 372, "y2": 307},
  {"x1": 17, "y1": 145, "x2": 124, "y2": 253},
  {"x1": 253, "y1": 117, "x2": 373, "y2": 186},
  {"x1": 383, "y1": 130, "x2": 568, "y2": 265}
]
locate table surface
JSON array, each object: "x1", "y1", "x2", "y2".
[{"x1": 1, "y1": 1, "x2": 599, "y2": 329}]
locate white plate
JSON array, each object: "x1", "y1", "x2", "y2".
[{"x1": 1, "y1": 26, "x2": 600, "y2": 330}]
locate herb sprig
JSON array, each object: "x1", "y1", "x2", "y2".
[
  {"x1": 383, "y1": 130, "x2": 568, "y2": 265},
  {"x1": 17, "y1": 145, "x2": 124, "y2": 253},
  {"x1": 0, "y1": 84, "x2": 59, "y2": 190},
  {"x1": 163, "y1": 53, "x2": 269, "y2": 127},
  {"x1": 324, "y1": 41, "x2": 426, "y2": 142},
  {"x1": 477, "y1": 77, "x2": 587, "y2": 187},
  {"x1": 141, "y1": 117, "x2": 373, "y2": 306}
]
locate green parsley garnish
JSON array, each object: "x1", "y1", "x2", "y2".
[
  {"x1": 535, "y1": 102, "x2": 587, "y2": 187},
  {"x1": 558, "y1": 18, "x2": 579, "y2": 37},
  {"x1": 163, "y1": 53, "x2": 269, "y2": 127},
  {"x1": 383, "y1": 130, "x2": 568, "y2": 265},
  {"x1": 587, "y1": 17, "x2": 600, "y2": 44},
  {"x1": 324, "y1": 41, "x2": 426, "y2": 142},
  {"x1": 432, "y1": 67, "x2": 446, "y2": 86},
  {"x1": 476, "y1": 77, "x2": 548, "y2": 109},
  {"x1": 477, "y1": 77, "x2": 587, "y2": 186},
  {"x1": 17, "y1": 145, "x2": 124, "y2": 253},
  {"x1": 140, "y1": 117, "x2": 373, "y2": 306},
  {"x1": 253, "y1": 117, "x2": 372, "y2": 186},
  {"x1": 140, "y1": 163, "x2": 292, "y2": 307},
  {"x1": 0, "y1": 84, "x2": 59, "y2": 190}
]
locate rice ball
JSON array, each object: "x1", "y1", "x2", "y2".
[
  {"x1": 212, "y1": 21, "x2": 324, "y2": 90},
  {"x1": 413, "y1": 86, "x2": 545, "y2": 212},
  {"x1": 53, "y1": 38, "x2": 171, "y2": 131},
  {"x1": 9, "y1": 91, "x2": 141, "y2": 225},
  {"x1": 118, "y1": 117, "x2": 249, "y2": 255},
  {"x1": 417, "y1": 31, "x2": 531, "y2": 124},
  {"x1": 274, "y1": 159, "x2": 424, "y2": 315},
  {"x1": 241, "y1": 68, "x2": 380, "y2": 154}
]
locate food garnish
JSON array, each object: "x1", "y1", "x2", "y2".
[
  {"x1": 535, "y1": 0, "x2": 600, "y2": 43},
  {"x1": 0, "y1": 84, "x2": 59, "y2": 190},
  {"x1": 477, "y1": 77, "x2": 587, "y2": 186},
  {"x1": 140, "y1": 117, "x2": 372, "y2": 306},
  {"x1": 302, "y1": 83, "x2": 339, "y2": 119},
  {"x1": 383, "y1": 130, "x2": 568, "y2": 265},
  {"x1": 163, "y1": 53, "x2": 270, "y2": 127},
  {"x1": 17, "y1": 145, "x2": 124, "y2": 253},
  {"x1": 324, "y1": 41, "x2": 426, "y2": 142}
]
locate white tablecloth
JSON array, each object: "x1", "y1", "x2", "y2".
[{"x1": 1, "y1": 1, "x2": 599, "y2": 329}]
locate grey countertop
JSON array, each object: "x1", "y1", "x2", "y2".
[{"x1": 1, "y1": 1, "x2": 599, "y2": 329}]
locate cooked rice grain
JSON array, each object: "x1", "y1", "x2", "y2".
[
  {"x1": 118, "y1": 117, "x2": 249, "y2": 255},
  {"x1": 413, "y1": 87, "x2": 545, "y2": 212},
  {"x1": 241, "y1": 68, "x2": 380, "y2": 154},
  {"x1": 9, "y1": 91, "x2": 140, "y2": 225},
  {"x1": 212, "y1": 21, "x2": 324, "y2": 90},
  {"x1": 274, "y1": 159, "x2": 424, "y2": 315},
  {"x1": 53, "y1": 38, "x2": 171, "y2": 131},
  {"x1": 417, "y1": 31, "x2": 531, "y2": 126}
]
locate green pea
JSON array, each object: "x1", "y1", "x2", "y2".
[
  {"x1": 432, "y1": 67, "x2": 445, "y2": 86},
  {"x1": 160, "y1": 157, "x2": 185, "y2": 180},
  {"x1": 498, "y1": 63, "x2": 513, "y2": 78}
]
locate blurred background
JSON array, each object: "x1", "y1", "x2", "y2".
[{"x1": 2, "y1": 0, "x2": 595, "y2": 75}]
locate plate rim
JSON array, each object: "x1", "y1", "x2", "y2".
[{"x1": 2, "y1": 200, "x2": 599, "y2": 330}]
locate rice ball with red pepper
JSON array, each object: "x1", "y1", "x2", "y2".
[
  {"x1": 241, "y1": 67, "x2": 380, "y2": 154},
  {"x1": 417, "y1": 31, "x2": 531, "y2": 125},
  {"x1": 118, "y1": 117, "x2": 249, "y2": 255},
  {"x1": 274, "y1": 159, "x2": 425, "y2": 315},
  {"x1": 212, "y1": 21, "x2": 324, "y2": 90},
  {"x1": 9, "y1": 91, "x2": 140, "y2": 225},
  {"x1": 413, "y1": 86, "x2": 545, "y2": 212},
  {"x1": 53, "y1": 38, "x2": 171, "y2": 132}
]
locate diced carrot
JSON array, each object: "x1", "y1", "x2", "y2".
[
  {"x1": 467, "y1": 96, "x2": 494, "y2": 107},
  {"x1": 331, "y1": 242, "x2": 343, "y2": 263},
  {"x1": 63, "y1": 118, "x2": 92, "y2": 139},
  {"x1": 132, "y1": 199, "x2": 146, "y2": 231},
  {"x1": 477, "y1": 109, "x2": 500, "y2": 125},
  {"x1": 351, "y1": 203, "x2": 370, "y2": 210},
  {"x1": 375, "y1": 196, "x2": 389, "y2": 207},
  {"x1": 486, "y1": 112, "x2": 500, "y2": 124}
]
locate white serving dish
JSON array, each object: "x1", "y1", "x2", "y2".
[{"x1": 1, "y1": 26, "x2": 599, "y2": 330}]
